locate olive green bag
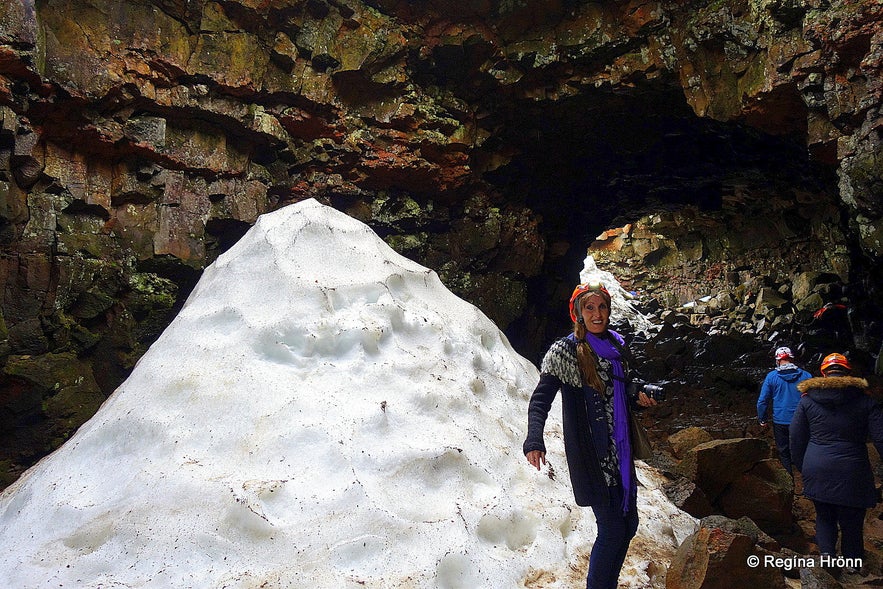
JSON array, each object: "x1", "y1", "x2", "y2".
[{"x1": 630, "y1": 410, "x2": 653, "y2": 460}]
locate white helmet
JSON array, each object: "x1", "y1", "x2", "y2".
[{"x1": 774, "y1": 346, "x2": 793, "y2": 360}]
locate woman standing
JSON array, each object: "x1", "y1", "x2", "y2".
[
  {"x1": 523, "y1": 282, "x2": 656, "y2": 589},
  {"x1": 790, "y1": 353, "x2": 883, "y2": 571}
]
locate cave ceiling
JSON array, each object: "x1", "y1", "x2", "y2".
[{"x1": 482, "y1": 80, "x2": 840, "y2": 302}]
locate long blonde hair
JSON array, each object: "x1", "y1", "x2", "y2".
[{"x1": 574, "y1": 319, "x2": 605, "y2": 392}]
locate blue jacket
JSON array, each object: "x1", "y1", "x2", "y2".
[
  {"x1": 757, "y1": 364, "x2": 811, "y2": 424},
  {"x1": 523, "y1": 334, "x2": 639, "y2": 507},
  {"x1": 790, "y1": 376, "x2": 883, "y2": 508}
]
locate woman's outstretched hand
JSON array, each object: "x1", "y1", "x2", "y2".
[{"x1": 526, "y1": 450, "x2": 546, "y2": 470}]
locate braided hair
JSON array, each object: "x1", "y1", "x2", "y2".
[{"x1": 572, "y1": 293, "x2": 606, "y2": 392}]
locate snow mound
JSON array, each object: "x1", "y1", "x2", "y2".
[{"x1": 0, "y1": 199, "x2": 695, "y2": 588}]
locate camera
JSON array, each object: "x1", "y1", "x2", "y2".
[{"x1": 643, "y1": 384, "x2": 665, "y2": 402}]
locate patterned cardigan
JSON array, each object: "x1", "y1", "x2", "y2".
[{"x1": 523, "y1": 333, "x2": 638, "y2": 507}]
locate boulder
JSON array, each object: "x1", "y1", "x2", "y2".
[
  {"x1": 666, "y1": 520, "x2": 785, "y2": 589},
  {"x1": 718, "y1": 460, "x2": 794, "y2": 535},
  {"x1": 668, "y1": 426, "x2": 714, "y2": 459},
  {"x1": 753, "y1": 287, "x2": 789, "y2": 318},
  {"x1": 698, "y1": 515, "x2": 780, "y2": 553},
  {"x1": 792, "y1": 272, "x2": 824, "y2": 303},
  {"x1": 663, "y1": 478, "x2": 715, "y2": 518},
  {"x1": 796, "y1": 292, "x2": 825, "y2": 313},
  {"x1": 798, "y1": 566, "x2": 843, "y2": 589},
  {"x1": 677, "y1": 438, "x2": 770, "y2": 501},
  {"x1": 693, "y1": 333, "x2": 756, "y2": 365}
]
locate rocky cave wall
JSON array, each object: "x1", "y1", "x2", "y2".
[{"x1": 0, "y1": 0, "x2": 881, "y2": 485}]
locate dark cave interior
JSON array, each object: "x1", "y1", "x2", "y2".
[{"x1": 482, "y1": 84, "x2": 847, "y2": 363}]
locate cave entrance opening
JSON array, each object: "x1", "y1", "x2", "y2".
[{"x1": 483, "y1": 85, "x2": 841, "y2": 363}]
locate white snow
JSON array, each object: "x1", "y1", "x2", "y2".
[{"x1": 0, "y1": 199, "x2": 696, "y2": 588}]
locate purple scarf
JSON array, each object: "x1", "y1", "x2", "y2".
[{"x1": 585, "y1": 330, "x2": 633, "y2": 514}]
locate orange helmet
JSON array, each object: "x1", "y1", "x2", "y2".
[
  {"x1": 820, "y1": 353, "x2": 851, "y2": 375},
  {"x1": 568, "y1": 281, "x2": 611, "y2": 323}
]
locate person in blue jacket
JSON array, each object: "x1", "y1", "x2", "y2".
[
  {"x1": 757, "y1": 346, "x2": 811, "y2": 475},
  {"x1": 523, "y1": 282, "x2": 656, "y2": 589},
  {"x1": 790, "y1": 353, "x2": 883, "y2": 570}
]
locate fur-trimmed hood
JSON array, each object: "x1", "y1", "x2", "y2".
[
  {"x1": 797, "y1": 375, "x2": 869, "y2": 406},
  {"x1": 797, "y1": 376, "x2": 868, "y2": 393}
]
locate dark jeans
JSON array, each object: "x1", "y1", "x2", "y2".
[
  {"x1": 586, "y1": 484, "x2": 639, "y2": 589},
  {"x1": 813, "y1": 500, "x2": 866, "y2": 559},
  {"x1": 773, "y1": 423, "x2": 792, "y2": 475}
]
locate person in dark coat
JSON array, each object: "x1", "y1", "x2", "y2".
[
  {"x1": 790, "y1": 352, "x2": 883, "y2": 568},
  {"x1": 523, "y1": 282, "x2": 656, "y2": 589},
  {"x1": 757, "y1": 346, "x2": 812, "y2": 475}
]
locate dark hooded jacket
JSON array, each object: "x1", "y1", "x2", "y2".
[
  {"x1": 790, "y1": 376, "x2": 883, "y2": 508},
  {"x1": 522, "y1": 334, "x2": 639, "y2": 507}
]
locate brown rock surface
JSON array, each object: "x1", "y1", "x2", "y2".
[
  {"x1": 668, "y1": 426, "x2": 714, "y2": 459},
  {"x1": 718, "y1": 459, "x2": 794, "y2": 535},
  {"x1": 665, "y1": 522, "x2": 786, "y2": 589},
  {"x1": 677, "y1": 437, "x2": 771, "y2": 500}
]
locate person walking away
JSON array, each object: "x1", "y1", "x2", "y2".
[
  {"x1": 523, "y1": 282, "x2": 657, "y2": 589},
  {"x1": 757, "y1": 346, "x2": 812, "y2": 476},
  {"x1": 790, "y1": 353, "x2": 883, "y2": 572}
]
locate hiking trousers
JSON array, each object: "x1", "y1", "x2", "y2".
[{"x1": 586, "y1": 484, "x2": 639, "y2": 589}]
